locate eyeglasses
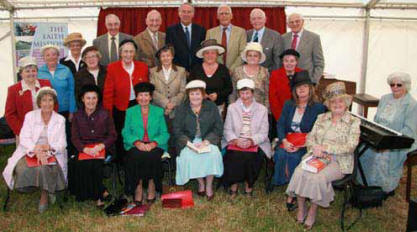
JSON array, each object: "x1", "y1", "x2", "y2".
[{"x1": 390, "y1": 83, "x2": 403, "y2": 88}]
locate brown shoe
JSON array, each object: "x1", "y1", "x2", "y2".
[
  {"x1": 197, "y1": 191, "x2": 206, "y2": 196},
  {"x1": 207, "y1": 194, "x2": 215, "y2": 201}
]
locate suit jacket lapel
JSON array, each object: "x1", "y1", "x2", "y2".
[
  {"x1": 143, "y1": 30, "x2": 157, "y2": 51},
  {"x1": 167, "y1": 69, "x2": 177, "y2": 84},
  {"x1": 297, "y1": 31, "x2": 308, "y2": 52},
  {"x1": 103, "y1": 35, "x2": 110, "y2": 62},
  {"x1": 261, "y1": 29, "x2": 270, "y2": 48},
  {"x1": 157, "y1": 31, "x2": 164, "y2": 50},
  {"x1": 247, "y1": 30, "x2": 253, "y2": 42},
  {"x1": 177, "y1": 24, "x2": 189, "y2": 51}
]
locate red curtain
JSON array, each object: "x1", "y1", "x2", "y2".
[{"x1": 97, "y1": 7, "x2": 286, "y2": 37}]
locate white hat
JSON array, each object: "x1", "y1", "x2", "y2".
[
  {"x1": 237, "y1": 79, "x2": 255, "y2": 90},
  {"x1": 186, "y1": 80, "x2": 206, "y2": 90},
  {"x1": 18, "y1": 56, "x2": 37, "y2": 70},
  {"x1": 36, "y1": 86, "x2": 57, "y2": 100},
  {"x1": 196, "y1": 39, "x2": 225, "y2": 59},
  {"x1": 40, "y1": 44, "x2": 60, "y2": 56},
  {"x1": 241, "y1": 42, "x2": 266, "y2": 64}
]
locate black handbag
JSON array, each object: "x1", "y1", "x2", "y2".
[
  {"x1": 350, "y1": 184, "x2": 385, "y2": 209},
  {"x1": 0, "y1": 117, "x2": 14, "y2": 139}
]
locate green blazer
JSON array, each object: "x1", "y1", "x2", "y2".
[{"x1": 122, "y1": 104, "x2": 169, "y2": 151}]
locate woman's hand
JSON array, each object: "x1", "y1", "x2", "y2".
[
  {"x1": 35, "y1": 150, "x2": 49, "y2": 165},
  {"x1": 83, "y1": 147, "x2": 96, "y2": 156},
  {"x1": 312, "y1": 145, "x2": 326, "y2": 158},
  {"x1": 166, "y1": 102, "x2": 175, "y2": 110},
  {"x1": 135, "y1": 141, "x2": 148, "y2": 152},
  {"x1": 207, "y1": 93, "x2": 218, "y2": 102},
  {"x1": 68, "y1": 113, "x2": 73, "y2": 122},
  {"x1": 237, "y1": 138, "x2": 252, "y2": 149}
]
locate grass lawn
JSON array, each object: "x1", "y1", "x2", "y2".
[{"x1": 0, "y1": 144, "x2": 415, "y2": 232}]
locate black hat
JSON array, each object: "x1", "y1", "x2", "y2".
[
  {"x1": 119, "y1": 39, "x2": 138, "y2": 50},
  {"x1": 155, "y1": 44, "x2": 175, "y2": 59},
  {"x1": 279, "y1": 49, "x2": 300, "y2": 60},
  {"x1": 134, "y1": 82, "x2": 155, "y2": 96},
  {"x1": 79, "y1": 84, "x2": 102, "y2": 104},
  {"x1": 292, "y1": 71, "x2": 312, "y2": 89}
]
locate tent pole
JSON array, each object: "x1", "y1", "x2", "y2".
[
  {"x1": 359, "y1": 8, "x2": 370, "y2": 95},
  {"x1": 9, "y1": 9, "x2": 17, "y2": 83}
]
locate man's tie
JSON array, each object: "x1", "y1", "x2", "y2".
[
  {"x1": 110, "y1": 36, "x2": 118, "y2": 63},
  {"x1": 152, "y1": 33, "x2": 158, "y2": 49},
  {"x1": 221, "y1": 27, "x2": 228, "y2": 64},
  {"x1": 253, "y1": 31, "x2": 259, "y2": 42},
  {"x1": 291, "y1": 33, "x2": 298, "y2": 50},
  {"x1": 185, "y1": 27, "x2": 191, "y2": 49}
]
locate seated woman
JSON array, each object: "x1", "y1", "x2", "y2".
[
  {"x1": 222, "y1": 79, "x2": 271, "y2": 198},
  {"x1": 5, "y1": 56, "x2": 52, "y2": 143},
  {"x1": 271, "y1": 71, "x2": 326, "y2": 210},
  {"x1": 69, "y1": 84, "x2": 117, "y2": 206},
  {"x1": 286, "y1": 82, "x2": 360, "y2": 230},
  {"x1": 3, "y1": 87, "x2": 67, "y2": 213},
  {"x1": 122, "y1": 82, "x2": 169, "y2": 206},
  {"x1": 359, "y1": 72, "x2": 417, "y2": 195},
  {"x1": 174, "y1": 80, "x2": 223, "y2": 200}
]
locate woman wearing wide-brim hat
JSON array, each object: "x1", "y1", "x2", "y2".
[
  {"x1": 189, "y1": 39, "x2": 233, "y2": 116},
  {"x1": 60, "y1": 32, "x2": 87, "y2": 75},
  {"x1": 285, "y1": 81, "x2": 360, "y2": 230},
  {"x1": 230, "y1": 42, "x2": 269, "y2": 108}
]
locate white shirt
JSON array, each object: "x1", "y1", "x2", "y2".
[
  {"x1": 292, "y1": 29, "x2": 304, "y2": 50},
  {"x1": 124, "y1": 63, "x2": 136, "y2": 101},
  {"x1": 64, "y1": 52, "x2": 82, "y2": 72},
  {"x1": 88, "y1": 69, "x2": 99, "y2": 85},
  {"x1": 251, "y1": 26, "x2": 265, "y2": 42},
  {"x1": 21, "y1": 79, "x2": 41, "y2": 110},
  {"x1": 181, "y1": 23, "x2": 192, "y2": 42},
  {"x1": 162, "y1": 66, "x2": 172, "y2": 82},
  {"x1": 107, "y1": 32, "x2": 119, "y2": 58}
]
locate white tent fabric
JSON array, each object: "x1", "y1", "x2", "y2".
[{"x1": 0, "y1": 3, "x2": 417, "y2": 121}]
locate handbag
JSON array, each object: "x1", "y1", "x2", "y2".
[
  {"x1": 350, "y1": 184, "x2": 385, "y2": 209},
  {"x1": 161, "y1": 190, "x2": 194, "y2": 209}
]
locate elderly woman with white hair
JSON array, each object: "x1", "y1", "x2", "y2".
[
  {"x1": 3, "y1": 87, "x2": 67, "y2": 213},
  {"x1": 359, "y1": 72, "x2": 417, "y2": 196}
]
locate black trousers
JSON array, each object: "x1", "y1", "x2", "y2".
[{"x1": 112, "y1": 100, "x2": 136, "y2": 162}]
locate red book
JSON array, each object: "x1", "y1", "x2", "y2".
[
  {"x1": 227, "y1": 144, "x2": 259, "y2": 152},
  {"x1": 25, "y1": 155, "x2": 57, "y2": 167},
  {"x1": 121, "y1": 204, "x2": 150, "y2": 216},
  {"x1": 301, "y1": 156, "x2": 330, "y2": 173},
  {"x1": 280, "y1": 132, "x2": 307, "y2": 148},
  {"x1": 78, "y1": 144, "x2": 105, "y2": 160}
]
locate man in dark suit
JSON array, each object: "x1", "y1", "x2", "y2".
[
  {"x1": 93, "y1": 14, "x2": 132, "y2": 66},
  {"x1": 247, "y1": 8, "x2": 283, "y2": 72},
  {"x1": 282, "y1": 13, "x2": 324, "y2": 84},
  {"x1": 165, "y1": 3, "x2": 206, "y2": 71}
]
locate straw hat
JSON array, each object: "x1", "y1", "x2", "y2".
[
  {"x1": 18, "y1": 56, "x2": 37, "y2": 70},
  {"x1": 196, "y1": 39, "x2": 225, "y2": 59},
  {"x1": 323, "y1": 82, "x2": 353, "y2": 108},
  {"x1": 63, "y1": 32, "x2": 86, "y2": 47},
  {"x1": 237, "y1": 79, "x2": 255, "y2": 90},
  {"x1": 240, "y1": 42, "x2": 266, "y2": 64},
  {"x1": 186, "y1": 80, "x2": 206, "y2": 89}
]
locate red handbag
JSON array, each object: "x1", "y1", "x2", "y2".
[
  {"x1": 279, "y1": 132, "x2": 307, "y2": 148},
  {"x1": 161, "y1": 190, "x2": 194, "y2": 209}
]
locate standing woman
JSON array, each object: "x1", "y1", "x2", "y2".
[
  {"x1": 122, "y1": 82, "x2": 169, "y2": 205},
  {"x1": 150, "y1": 44, "x2": 186, "y2": 119},
  {"x1": 189, "y1": 39, "x2": 233, "y2": 115},
  {"x1": 222, "y1": 79, "x2": 271, "y2": 197},
  {"x1": 359, "y1": 72, "x2": 417, "y2": 195},
  {"x1": 174, "y1": 80, "x2": 223, "y2": 200},
  {"x1": 271, "y1": 71, "x2": 326, "y2": 211},
  {"x1": 3, "y1": 87, "x2": 67, "y2": 213},
  {"x1": 70, "y1": 84, "x2": 117, "y2": 206},
  {"x1": 286, "y1": 82, "x2": 360, "y2": 230},
  {"x1": 5, "y1": 56, "x2": 52, "y2": 142},
  {"x1": 74, "y1": 46, "x2": 107, "y2": 101},
  {"x1": 60, "y1": 32, "x2": 87, "y2": 75},
  {"x1": 230, "y1": 42, "x2": 269, "y2": 108},
  {"x1": 103, "y1": 39, "x2": 149, "y2": 160}
]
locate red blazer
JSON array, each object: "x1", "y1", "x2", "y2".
[
  {"x1": 269, "y1": 67, "x2": 303, "y2": 120},
  {"x1": 103, "y1": 60, "x2": 149, "y2": 115},
  {"x1": 5, "y1": 79, "x2": 52, "y2": 135}
]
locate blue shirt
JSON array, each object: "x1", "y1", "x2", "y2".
[
  {"x1": 251, "y1": 27, "x2": 265, "y2": 42},
  {"x1": 38, "y1": 63, "x2": 76, "y2": 113}
]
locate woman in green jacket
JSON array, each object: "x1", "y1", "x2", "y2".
[{"x1": 122, "y1": 82, "x2": 169, "y2": 206}]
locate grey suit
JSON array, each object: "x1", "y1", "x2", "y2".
[
  {"x1": 247, "y1": 27, "x2": 284, "y2": 72},
  {"x1": 282, "y1": 29, "x2": 324, "y2": 83},
  {"x1": 93, "y1": 32, "x2": 132, "y2": 66}
]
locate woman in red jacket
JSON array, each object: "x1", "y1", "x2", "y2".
[
  {"x1": 5, "y1": 56, "x2": 52, "y2": 143},
  {"x1": 102, "y1": 39, "x2": 149, "y2": 160}
]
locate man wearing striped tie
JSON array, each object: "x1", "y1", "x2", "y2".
[
  {"x1": 246, "y1": 8, "x2": 284, "y2": 72},
  {"x1": 282, "y1": 13, "x2": 324, "y2": 84}
]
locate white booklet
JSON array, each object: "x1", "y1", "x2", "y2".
[{"x1": 186, "y1": 141, "x2": 211, "y2": 154}]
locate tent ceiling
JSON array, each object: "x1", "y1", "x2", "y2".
[{"x1": 0, "y1": 0, "x2": 417, "y2": 10}]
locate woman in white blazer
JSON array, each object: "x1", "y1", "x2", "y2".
[{"x1": 3, "y1": 87, "x2": 67, "y2": 213}]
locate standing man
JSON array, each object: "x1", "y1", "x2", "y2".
[
  {"x1": 93, "y1": 14, "x2": 132, "y2": 66},
  {"x1": 206, "y1": 5, "x2": 247, "y2": 72},
  {"x1": 247, "y1": 8, "x2": 283, "y2": 72},
  {"x1": 282, "y1": 13, "x2": 324, "y2": 84},
  {"x1": 133, "y1": 10, "x2": 166, "y2": 68},
  {"x1": 166, "y1": 3, "x2": 206, "y2": 72}
]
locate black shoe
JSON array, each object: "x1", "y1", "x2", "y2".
[{"x1": 286, "y1": 198, "x2": 298, "y2": 212}]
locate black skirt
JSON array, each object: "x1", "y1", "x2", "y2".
[
  {"x1": 222, "y1": 149, "x2": 264, "y2": 188},
  {"x1": 124, "y1": 147, "x2": 164, "y2": 196},
  {"x1": 68, "y1": 159, "x2": 106, "y2": 201}
]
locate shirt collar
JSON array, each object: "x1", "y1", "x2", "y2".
[
  {"x1": 255, "y1": 27, "x2": 265, "y2": 34},
  {"x1": 221, "y1": 24, "x2": 232, "y2": 31},
  {"x1": 64, "y1": 52, "x2": 81, "y2": 65},
  {"x1": 292, "y1": 29, "x2": 303, "y2": 37},
  {"x1": 323, "y1": 111, "x2": 352, "y2": 123},
  {"x1": 21, "y1": 79, "x2": 41, "y2": 92},
  {"x1": 181, "y1": 23, "x2": 192, "y2": 31},
  {"x1": 147, "y1": 28, "x2": 157, "y2": 38},
  {"x1": 108, "y1": 32, "x2": 119, "y2": 39}
]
